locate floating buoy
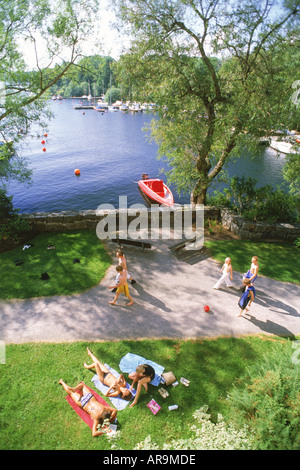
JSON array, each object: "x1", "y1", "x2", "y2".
[
  {"x1": 41, "y1": 139, "x2": 45, "y2": 144},
  {"x1": 44, "y1": 133, "x2": 48, "y2": 137},
  {"x1": 74, "y1": 168, "x2": 80, "y2": 175},
  {"x1": 204, "y1": 305, "x2": 210, "y2": 312},
  {"x1": 42, "y1": 147, "x2": 46, "y2": 152}
]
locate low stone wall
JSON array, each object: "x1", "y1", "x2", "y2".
[
  {"x1": 220, "y1": 208, "x2": 300, "y2": 242},
  {"x1": 21, "y1": 206, "x2": 300, "y2": 243}
]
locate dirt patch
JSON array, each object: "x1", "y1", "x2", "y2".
[{"x1": 204, "y1": 226, "x2": 240, "y2": 241}]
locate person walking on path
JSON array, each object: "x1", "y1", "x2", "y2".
[
  {"x1": 236, "y1": 279, "x2": 256, "y2": 317},
  {"x1": 116, "y1": 249, "x2": 136, "y2": 285},
  {"x1": 213, "y1": 257, "x2": 233, "y2": 289},
  {"x1": 108, "y1": 265, "x2": 134, "y2": 306},
  {"x1": 243, "y1": 256, "x2": 259, "y2": 284}
]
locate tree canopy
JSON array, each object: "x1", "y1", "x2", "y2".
[
  {"x1": 0, "y1": 0, "x2": 98, "y2": 187},
  {"x1": 114, "y1": 0, "x2": 300, "y2": 203}
]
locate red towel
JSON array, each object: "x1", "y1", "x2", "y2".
[{"x1": 65, "y1": 382, "x2": 110, "y2": 430}]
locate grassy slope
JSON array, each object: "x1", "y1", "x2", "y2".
[{"x1": 0, "y1": 337, "x2": 296, "y2": 450}]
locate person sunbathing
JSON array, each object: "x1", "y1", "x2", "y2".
[
  {"x1": 84, "y1": 347, "x2": 133, "y2": 401},
  {"x1": 58, "y1": 379, "x2": 117, "y2": 437},
  {"x1": 128, "y1": 363, "x2": 155, "y2": 408}
]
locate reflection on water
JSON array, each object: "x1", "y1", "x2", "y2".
[{"x1": 7, "y1": 99, "x2": 288, "y2": 213}]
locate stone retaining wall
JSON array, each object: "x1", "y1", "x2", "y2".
[
  {"x1": 21, "y1": 206, "x2": 300, "y2": 242},
  {"x1": 220, "y1": 208, "x2": 300, "y2": 242}
]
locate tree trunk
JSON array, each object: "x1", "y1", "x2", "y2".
[{"x1": 190, "y1": 180, "x2": 208, "y2": 206}]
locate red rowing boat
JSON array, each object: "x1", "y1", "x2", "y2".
[{"x1": 138, "y1": 174, "x2": 174, "y2": 206}]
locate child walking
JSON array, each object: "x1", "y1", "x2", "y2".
[
  {"x1": 116, "y1": 250, "x2": 136, "y2": 285},
  {"x1": 236, "y1": 278, "x2": 255, "y2": 316},
  {"x1": 213, "y1": 257, "x2": 233, "y2": 289},
  {"x1": 108, "y1": 265, "x2": 134, "y2": 306}
]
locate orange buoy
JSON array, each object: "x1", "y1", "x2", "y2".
[
  {"x1": 204, "y1": 305, "x2": 210, "y2": 312},
  {"x1": 41, "y1": 140, "x2": 45, "y2": 144},
  {"x1": 44, "y1": 133, "x2": 48, "y2": 137},
  {"x1": 74, "y1": 169, "x2": 80, "y2": 175},
  {"x1": 42, "y1": 147, "x2": 46, "y2": 152}
]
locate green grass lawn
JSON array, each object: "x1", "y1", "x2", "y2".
[
  {"x1": 0, "y1": 337, "x2": 296, "y2": 450},
  {"x1": 205, "y1": 239, "x2": 300, "y2": 285},
  {"x1": 0, "y1": 230, "x2": 111, "y2": 299}
]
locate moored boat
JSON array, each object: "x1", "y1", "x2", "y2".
[
  {"x1": 270, "y1": 139, "x2": 299, "y2": 154},
  {"x1": 138, "y1": 174, "x2": 174, "y2": 206}
]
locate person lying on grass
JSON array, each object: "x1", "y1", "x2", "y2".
[
  {"x1": 59, "y1": 379, "x2": 117, "y2": 437},
  {"x1": 84, "y1": 347, "x2": 133, "y2": 401},
  {"x1": 128, "y1": 363, "x2": 155, "y2": 408}
]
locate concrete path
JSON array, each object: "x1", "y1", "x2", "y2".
[{"x1": 0, "y1": 238, "x2": 299, "y2": 344}]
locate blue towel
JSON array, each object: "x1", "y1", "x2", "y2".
[
  {"x1": 91, "y1": 363, "x2": 136, "y2": 411},
  {"x1": 119, "y1": 353, "x2": 164, "y2": 386}
]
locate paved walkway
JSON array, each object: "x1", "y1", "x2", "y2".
[{"x1": 0, "y1": 238, "x2": 299, "y2": 344}]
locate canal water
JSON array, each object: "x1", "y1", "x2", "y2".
[{"x1": 7, "y1": 99, "x2": 287, "y2": 213}]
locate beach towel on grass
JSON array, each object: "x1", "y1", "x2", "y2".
[
  {"x1": 119, "y1": 353, "x2": 164, "y2": 386},
  {"x1": 65, "y1": 382, "x2": 109, "y2": 430},
  {"x1": 92, "y1": 363, "x2": 136, "y2": 410}
]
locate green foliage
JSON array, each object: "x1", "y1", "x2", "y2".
[
  {"x1": 0, "y1": 0, "x2": 99, "y2": 209},
  {"x1": 51, "y1": 56, "x2": 117, "y2": 98},
  {"x1": 0, "y1": 188, "x2": 31, "y2": 241},
  {"x1": 228, "y1": 342, "x2": 300, "y2": 450},
  {"x1": 208, "y1": 176, "x2": 299, "y2": 223},
  {"x1": 134, "y1": 406, "x2": 252, "y2": 450},
  {"x1": 105, "y1": 86, "x2": 121, "y2": 104},
  {"x1": 114, "y1": 0, "x2": 300, "y2": 203},
  {"x1": 283, "y1": 152, "x2": 300, "y2": 197}
]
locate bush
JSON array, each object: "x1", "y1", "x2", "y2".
[
  {"x1": 227, "y1": 342, "x2": 300, "y2": 450},
  {"x1": 0, "y1": 188, "x2": 31, "y2": 242},
  {"x1": 208, "y1": 176, "x2": 299, "y2": 223}
]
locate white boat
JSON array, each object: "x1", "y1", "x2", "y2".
[
  {"x1": 129, "y1": 105, "x2": 141, "y2": 112},
  {"x1": 108, "y1": 106, "x2": 118, "y2": 111},
  {"x1": 270, "y1": 140, "x2": 299, "y2": 155},
  {"x1": 120, "y1": 104, "x2": 129, "y2": 112}
]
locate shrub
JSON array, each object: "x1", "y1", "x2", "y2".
[
  {"x1": 0, "y1": 188, "x2": 31, "y2": 242},
  {"x1": 227, "y1": 342, "x2": 300, "y2": 450},
  {"x1": 208, "y1": 176, "x2": 299, "y2": 223},
  {"x1": 133, "y1": 406, "x2": 253, "y2": 450}
]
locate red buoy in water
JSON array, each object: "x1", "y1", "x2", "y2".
[
  {"x1": 74, "y1": 169, "x2": 80, "y2": 175},
  {"x1": 44, "y1": 133, "x2": 48, "y2": 137},
  {"x1": 42, "y1": 147, "x2": 46, "y2": 152},
  {"x1": 204, "y1": 305, "x2": 210, "y2": 312},
  {"x1": 41, "y1": 140, "x2": 45, "y2": 144}
]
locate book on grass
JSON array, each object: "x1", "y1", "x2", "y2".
[{"x1": 147, "y1": 399, "x2": 161, "y2": 415}]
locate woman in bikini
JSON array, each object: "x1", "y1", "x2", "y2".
[
  {"x1": 83, "y1": 347, "x2": 133, "y2": 401},
  {"x1": 58, "y1": 379, "x2": 117, "y2": 437},
  {"x1": 128, "y1": 363, "x2": 155, "y2": 408}
]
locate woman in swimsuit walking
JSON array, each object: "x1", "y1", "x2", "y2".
[{"x1": 58, "y1": 379, "x2": 117, "y2": 437}]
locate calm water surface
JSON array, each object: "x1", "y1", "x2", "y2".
[{"x1": 8, "y1": 99, "x2": 287, "y2": 213}]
